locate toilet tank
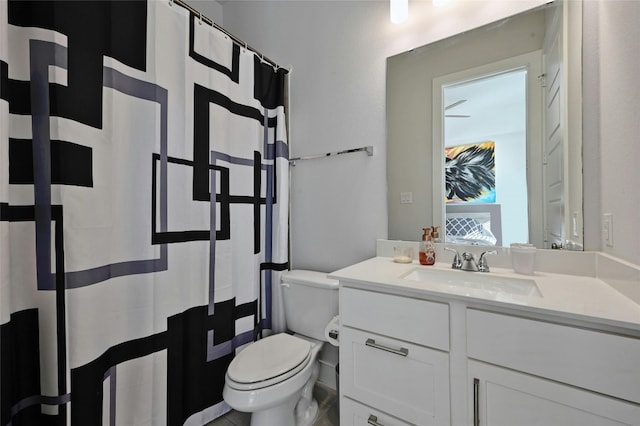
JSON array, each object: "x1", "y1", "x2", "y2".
[{"x1": 281, "y1": 270, "x2": 339, "y2": 340}]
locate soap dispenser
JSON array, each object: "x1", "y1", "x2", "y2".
[
  {"x1": 431, "y1": 226, "x2": 441, "y2": 243},
  {"x1": 419, "y1": 227, "x2": 436, "y2": 266}
]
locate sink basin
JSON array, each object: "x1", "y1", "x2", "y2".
[{"x1": 401, "y1": 268, "x2": 542, "y2": 297}]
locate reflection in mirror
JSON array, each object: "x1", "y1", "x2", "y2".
[
  {"x1": 434, "y1": 53, "x2": 540, "y2": 247},
  {"x1": 387, "y1": 1, "x2": 583, "y2": 250}
]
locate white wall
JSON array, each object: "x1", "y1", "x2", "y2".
[
  {"x1": 221, "y1": 0, "x2": 546, "y2": 273},
  {"x1": 582, "y1": 1, "x2": 640, "y2": 265}
]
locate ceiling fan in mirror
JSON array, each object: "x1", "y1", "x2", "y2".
[{"x1": 445, "y1": 99, "x2": 470, "y2": 118}]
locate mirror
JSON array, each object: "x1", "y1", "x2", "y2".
[{"x1": 387, "y1": 0, "x2": 583, "y2": 250}]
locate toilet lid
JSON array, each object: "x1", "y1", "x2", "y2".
[{"x1": 227, "y1": 334, "x2": 312, "y2": 384}]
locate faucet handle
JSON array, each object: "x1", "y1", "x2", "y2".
[
  {"x1": 444, "y1": 247, "x2": 462, "y2": 269},
  {"x1": 478, "y1": 250, "x2": 497, "y2": 272}
]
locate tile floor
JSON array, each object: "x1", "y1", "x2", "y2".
[{"x1": 206, "y1": 383, "x2": 339, "y2": 426}]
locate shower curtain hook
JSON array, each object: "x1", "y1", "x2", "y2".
[
  {"x1": 168, "y1": 0, "x2": 173, "y2": 6},
  {"x1": 198, "y1": 12, "x2": 203, "y2": 25}
]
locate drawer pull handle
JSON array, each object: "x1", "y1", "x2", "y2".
[
  {"x1": 365, "y1": 338, "x2": 409, "y2": 357},
  {"x1": 367, "y1": 414, "x2": 384, "y2": 426}
]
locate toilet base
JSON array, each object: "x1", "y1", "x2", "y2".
[
  {"x1": 295, "y1": 398, "x2": 318, "y2": 426},
  {"x1": 295, "y1": 360, "x2": 320, "y2": 426},
  {"x1": 247, "y1": 396, "x2": 319, "y2": 426},
  {"x1": 249, "y1": 392, "x2": 299, "y2": 426}
]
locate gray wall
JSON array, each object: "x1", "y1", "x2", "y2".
[{"x1": 183, "y1": 0, "x2": 223, "y2": 24}]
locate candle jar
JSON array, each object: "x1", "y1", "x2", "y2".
[{"x1": 393, "y1": 246, "x2": 414, "y2": 263}]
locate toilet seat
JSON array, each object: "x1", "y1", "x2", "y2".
[{"x1": 226, "y1": 333, "x2": 312, "y2": 391}]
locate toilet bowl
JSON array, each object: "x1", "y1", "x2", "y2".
[
  {"x1": 223, "y1": 334, "x2": 323, "y2": 426},
  {"x1": 222, "y1": 270, "x2": 339, "y2": 426}
]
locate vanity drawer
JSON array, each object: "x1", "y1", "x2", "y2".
[
  {"x1": 341, "y1": 287, "x2": 449, "y2": 350},
  {"x1": 340, "y1": 397, "x2": 413, "y2": 426},
  {"x1": 340, "y1": 327, "x2": 450, "y2": 426},
  {"x1": 466, "y1": 309, "x2": 640, "y2": 403}
]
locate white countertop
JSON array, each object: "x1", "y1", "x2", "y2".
[{"x1": 329, "y1": 257, "x2": 640, "y2": 333}]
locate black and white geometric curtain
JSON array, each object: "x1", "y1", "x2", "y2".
[{"x1": 0, "y1": 1, "x2": 289, "y2": 424}]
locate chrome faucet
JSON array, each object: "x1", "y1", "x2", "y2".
[
  {"x1": 460, "y1": 252, "x2": 479, "y2": 271},
  {"x1": 451, "y1": 250, "x2": 497, "y2": 272}
]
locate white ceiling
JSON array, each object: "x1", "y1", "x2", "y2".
[{"x1": 444, "y1": 69, "x2": 527, "y2": 143}]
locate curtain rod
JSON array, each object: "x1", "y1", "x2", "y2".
[
  {"x1": 289, "y1": 146, "x2": 374, "y2": 166},
  {"x1": 171, "y1": 0, "x2": 285, "y2": 71}
]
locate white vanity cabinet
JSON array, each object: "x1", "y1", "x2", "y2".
[
  {"x1": 337, "y1": 276, "x2": 640, "y2": 426},
  {"x1": 466, "y1": 309, "x2": 640, "y2": 426},
  {"x1": 339, "y1": 287, "x2": 451, "y2": 426}
]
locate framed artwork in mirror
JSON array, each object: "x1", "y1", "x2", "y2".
[{"x1": 445, "y1": 141, "x2": 496, "y2": 204}]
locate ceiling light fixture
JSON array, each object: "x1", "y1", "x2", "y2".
[{"x1": 390, "y1": 0, "x2": 408, "y2": 24}]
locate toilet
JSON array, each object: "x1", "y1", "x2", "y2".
[{"x1": 222, "y1": 270, "x2": 339, "y2": 426}]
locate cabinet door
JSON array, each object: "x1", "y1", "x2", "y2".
[
  {"x1": 341, "y1": 327, "x2": 450, "y2": 426},
  {"x1": 469, "y1": 360, "x2": 640, "y2": 426}
]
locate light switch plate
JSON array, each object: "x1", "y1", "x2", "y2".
[{"x1": 400, "y1": 191, "x2": 413, "y2": 204}]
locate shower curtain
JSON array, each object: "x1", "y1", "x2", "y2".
[{"x1": 0, "y1": 1, "x2": 289, "y2": 425}]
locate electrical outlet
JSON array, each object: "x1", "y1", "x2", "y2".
[
  {"x1": 400, "y1": 192, "x2": 413, "y2": 204},
  {"x1": 603, "y1": 213, "x2": 614, "y2": 247}
]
